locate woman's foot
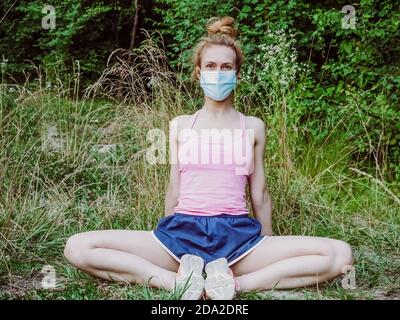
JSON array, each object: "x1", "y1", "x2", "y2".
[
  {"x1": 204, "y1": 257, "x2": 240, "y2": 300},
  {"x1": 174, "y1": 254, "x2": 205, "y2": 300}
]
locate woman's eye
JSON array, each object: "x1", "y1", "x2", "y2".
[{"x1": 222, "y1": 65, "x2": 232, "y2": 70}]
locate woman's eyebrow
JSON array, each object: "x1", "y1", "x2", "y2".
[{"x1": 204, "y1": 61, "x2": 233, "y2": 65}]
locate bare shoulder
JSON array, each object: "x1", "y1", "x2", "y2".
[
  {"x1": 169, "y1": 113, "x2": 195, "y2": 140},
  {"x1": 170, "y1": 114, "x2": 188, "y2": 124},
  {"x1": 171, "y1": 113, "x2": 194, "y2": 127},
  {"x1": 243, "y1": 115, "x2": 266, "y2": 137},
  {"x1": 242, "y1": 115, "x2": 266, "y2": 148}
]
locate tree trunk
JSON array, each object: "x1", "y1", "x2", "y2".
[{"x1": 129, "y1": 0, "x2": 144, "y2": 51}]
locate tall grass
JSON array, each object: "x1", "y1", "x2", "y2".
[{"x1": 0, "y1": 32, "x2": 398, "y2": 300}]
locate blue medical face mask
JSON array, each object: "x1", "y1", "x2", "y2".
[{"x1": 199, "y1": 70, "x2": 237, "y2": 101}]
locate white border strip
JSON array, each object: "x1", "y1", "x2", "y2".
[
  {"x1": 151, "y1": 230, "x2": 181, "y2": 264},
  {"x1": 228, "y1": 236, "x2": 268, "y2": 266}
]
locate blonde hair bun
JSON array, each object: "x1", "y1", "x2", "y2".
[{"x1": 206, "y1": 16, "x2": 237, "y2": 39}]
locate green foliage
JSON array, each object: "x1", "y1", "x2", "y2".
[
  {"x1": 0, "y1": 0, "x2": 399, "y2": 184},
  {"x1": 1, "y1": 0, "x2": 399, "y2": 300},
  {"x1": 0, "y1": 0, "x2": 135, "y2": 84},
  {"x1": 152, "y1": 0, "x2": 400, "y2": 187}
]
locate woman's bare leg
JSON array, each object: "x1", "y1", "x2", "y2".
[
  {"x1": 230, "y1": 236, "x2": 353, "y2": 292},
  {"x1": 64, "y1": 230, "x2": 180, "y2": 291}
]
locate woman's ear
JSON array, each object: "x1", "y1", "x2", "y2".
[{"x1": 195, "y1": 66, "x2": 201, "y2": 80}]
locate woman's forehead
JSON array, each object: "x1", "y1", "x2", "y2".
[{"x1": 201, "y1": 45, "x2": 236, "y2": 64}]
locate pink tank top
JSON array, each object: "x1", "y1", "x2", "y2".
[{"x1": 174, "y1": 109, "x2": 254, "y2": 216}]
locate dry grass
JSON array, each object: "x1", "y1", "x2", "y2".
[{"x1": 0, "y1": 32, "x2": 399, "y2": 300}]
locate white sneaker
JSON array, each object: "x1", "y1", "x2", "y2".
[
  {"x1": 174, "y1": 254, "x2": 205, "y2": 300},
  {"x1": 204, "y1": 257, "x2": 239, "y2": 300}
]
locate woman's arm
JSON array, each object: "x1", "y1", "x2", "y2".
[
  {"x1": 164, "y1": 168, "x2": 180, "y2": 216},
  {"x1": 164, "y1": 116, "x2": 181, "y2": 217},
  {"x1": 248, "y1": 118, "x2": 273, "y2": 236}
]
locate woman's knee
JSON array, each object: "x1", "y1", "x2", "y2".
[
  {"x1": 64, "y1": 233, "x2": 91, "y2": 269},
  {"x1": 329, "y1": 239, "x2": 354, "y2": 275}
]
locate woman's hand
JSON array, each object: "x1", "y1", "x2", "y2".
[{"x1": 261, "y1": 226, "x2": 273, "y2": 237}]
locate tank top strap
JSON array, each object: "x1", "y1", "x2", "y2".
[
  {"x1": 239, "y1": 111, "x2": 245, "y2": 137},
  {"x1": 190, "y1": 110, "x2": 200, "y2": 129}
]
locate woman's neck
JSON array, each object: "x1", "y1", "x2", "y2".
[{"x1": 201, "y1": 94, "x2": 235, "y2": 118}]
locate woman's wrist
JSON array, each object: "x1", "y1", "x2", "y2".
[{"x1": 261, "y1": 226, "x2": 273, "y2": 236}]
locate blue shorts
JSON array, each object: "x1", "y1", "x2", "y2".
[{"x1": 152, "y1": 212, "x2": 267, "y2": 266}]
